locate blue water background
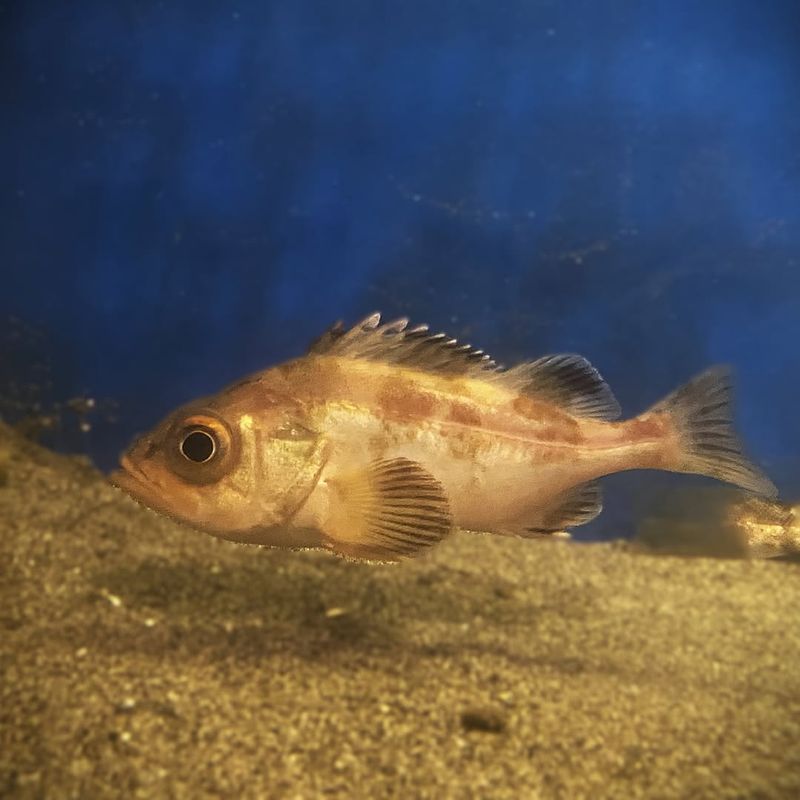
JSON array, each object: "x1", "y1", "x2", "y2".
[{"x1": 2, "y1": 1, "x2": 798, "y2": 537}]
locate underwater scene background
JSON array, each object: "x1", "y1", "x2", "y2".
[
  {"x1": 3, "y1": 3, "x2": 800, "y2": 798},
  {"x1": 0, "y1": 1, "x2": 800, "y2": 534},
  {"x1": 3, "y1": 0, "x2": 799, "y2": 540}
]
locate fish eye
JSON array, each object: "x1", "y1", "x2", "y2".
[
  {"x1": 180, "y1": 428, "x2": 217, "y2": 463},
  {"x1": 166, "y1": 411, "x2": 237, "y2": 485}
]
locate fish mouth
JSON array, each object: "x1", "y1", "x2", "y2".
[
  {"x1": 109, "y1": 456, "x2": 203, "y2": 530},
  {"x1": 109, "y1": 455, "x2": 146, "y2": 492},
  {"x1": 108, "y1": 468, "x2": 138, "y2": 495},
  {"x1": 108, "y1": 456, "x2": 168, "y2": 514}
]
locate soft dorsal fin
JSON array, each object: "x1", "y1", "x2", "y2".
[
  {"x1": 308, "y1": 312, "x2": 500, "y2": 377},
  {"x1": 323, "y1": 457, "x2": 453, "y2": 561},
  {"x1": 503, "y1": 355, "x2": 621, "y2": 420},
  {"x1": 524, "y1": 481, "x2": 604, "y2": 535}
]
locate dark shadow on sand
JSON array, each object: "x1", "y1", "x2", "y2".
[{"x1": 65, "y1": 554, "x2": 603, "y2": 678}]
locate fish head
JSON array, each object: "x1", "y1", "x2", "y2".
[{"x1": 110, "y1": 387, "x2": 328, "y2": 538}]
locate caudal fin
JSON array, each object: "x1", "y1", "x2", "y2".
[{"x1": 650, "y1": 366, "x2": 777, "y2": 498}]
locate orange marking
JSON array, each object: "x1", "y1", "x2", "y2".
[
  {"x1": 626, "y1": 414, "x2": 667, "y2": 441},
  {"x1": 512, "y1": 395, "x2": 581, "y2": 443},
  {"x1": 447, "y1": 401, "x2": 483, "y2": 427},
  {"x1": 377, "y1": 380, "x2": 438, "y2": 422}
]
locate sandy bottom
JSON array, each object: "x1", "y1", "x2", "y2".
[{"x1": 1, "y1": 423, "x2": 799, "y2": 799}]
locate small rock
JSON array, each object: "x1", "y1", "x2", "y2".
[
  {"x1": 101, "y1": 590, "x2": 122, "y2": 608},
  {"x1": 460, "y1": 708, "x2": 507, "y2": 734},
  {"x1": 118, "y1": 697, "x2": 136, "y2": 711}
]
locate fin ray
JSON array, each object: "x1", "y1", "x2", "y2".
[
  {"x1": 650, "y1": 366, "x2": 777, "y2": 498},
  {"x1": 504, "y1": 356, "x2": 620, "y2": 419},
  {"x1": 533, "y1": 480, "x2": 603, "y2": 533},
  {"x1": 325, "y1": 457, "x2": 453, "y2": 561},
  {"x1": 308, "y1": 313, "x2": 500, "y2": 377}
]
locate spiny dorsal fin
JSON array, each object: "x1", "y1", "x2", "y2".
[
  {"x1": 307, "y1": 320, "x2": 346, "y2": 353},
  {"x1": 324, "y1": 457, "x2": 453, "y2": 561},
  {"x1": 525, "y1": 481, "x2": 603, "y2": 535},
  {"x1": 309, "y1": 315, "x2": 619, "y2": 420},
  {"x1": 309, "y1": 312, "x2": 500, "y2": 377},
  {"x1": 503, "y1": 355, "x2": 621, "y2": 420}
]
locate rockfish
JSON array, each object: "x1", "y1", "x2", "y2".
[{"x1": 111, "y1": 313, "x2": 776, "y2": 561}]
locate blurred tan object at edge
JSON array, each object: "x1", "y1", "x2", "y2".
[{"x1": 634, "y1": 487, "x2": 800, "y2": 560}]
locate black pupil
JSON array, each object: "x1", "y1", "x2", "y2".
[{"x1": 181, "y1": 430, "x2": 215, "y2": 463}]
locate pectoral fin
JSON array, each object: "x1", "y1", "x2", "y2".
[{"x1": 324, "y1": 458, "x2": 453, "y2": 561}]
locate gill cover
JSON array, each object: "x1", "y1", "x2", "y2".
[
  {"x1": 160, "y1": 406, "x2": 328, "y2": 528},
  {"x1": 250, "y1": 416, "x2": 330, "y2": 525}
]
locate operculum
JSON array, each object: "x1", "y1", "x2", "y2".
[{"x1": 268, "y1": 434, "x2": 331, "y2": 525}]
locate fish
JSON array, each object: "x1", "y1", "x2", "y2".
[
  {"x1": 110, "y1": 313, "x2": 777, "y2": 562},
  {"x1": 731, "y1": 497, "x2": 800, "y2": 559},
  {"x1": 634, "y1": 488, "x2": 799, "y2": 560}
]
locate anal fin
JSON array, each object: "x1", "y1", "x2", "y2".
[
  {"x1": 516, "y1": 481, "x2": 603, "y2": 538},
  {"x1": 324, "y1": 458, "x2": 453, "y2": 561}
]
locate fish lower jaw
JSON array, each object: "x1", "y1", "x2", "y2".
[{"x1": 212, "y1": 524, "x2": 326, "y2": 549}]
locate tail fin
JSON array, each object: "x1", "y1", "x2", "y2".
[{"x1": 650, "y1": 366, "x2": 777, "y2": 498}]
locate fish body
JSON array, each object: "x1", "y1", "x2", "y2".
[
  {"x1": 111, "y1": 314, "x2": 776, "y2": 561},
  {"x1": 271, "y1": 357, "x2": 662, "y2": 532}
]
